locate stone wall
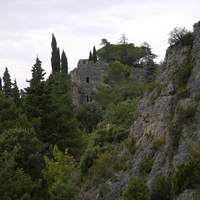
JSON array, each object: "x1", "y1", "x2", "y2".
[{"x1": 70, "y1": 60, "x2": 109, "y2": 104}]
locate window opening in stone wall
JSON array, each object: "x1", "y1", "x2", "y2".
[
  {"x1": 86, "y1": 95, "x2": 89, "y2": 102},
  {"x1": 86, "y1": 77, "x2": 89, "y2": 83}
]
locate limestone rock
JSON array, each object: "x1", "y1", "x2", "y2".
[{"x1": 79, "y1": 24, "x2": 200, "y2": 200}]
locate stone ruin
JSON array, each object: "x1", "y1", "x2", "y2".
[
  {"x1": 70, "y1": 60, "x2": 109, "y2": 105},
  {"x1": 70, "y1": 59, "x2": 145, "y2": 105}
]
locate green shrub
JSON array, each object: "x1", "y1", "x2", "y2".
[
  {"x1": 42, "y1": 145, "x2": 78, "y2": 200},
  {"x1": 145, "y1": 82, "x2": 161, "y2": 92},
  {"x1": 102, "y1": 98, "x2": 139, "y2": 128},
  {"x1": 148, "y1": 84, "x2": 162, "y2": 104},
  {"x1": 176, "y1": 60, "x2": 192, "y2": 98},
  {"x1": 94, "y1": 126, "x2": 129, "y2": 147},
  {"x1": 151, "y1": 136, "x2": 166, "y2": 151},
  {"x1": 193, "y1": 22, "x2": 198, "y2": 29},
  {"x1": 79, "y1": 146, "x2": 101, "y2": 177},
  {"x1": 121, "y1": 177, "x2": 150, "y2": 200},
  {"x1": 180, "y1": 31, "x2": 193, "y2": 45},
  {"x1": 88, "y1": 150, "x2": 114, "y2": 184},
  {"x1": 176, "y1": 102, "x2": 197, "y2": 123},
  {"x1": 99, "y1": 183, "x2": 110, "y2": 199},
  {"x1": 168, "y1": 27, "x2": 192, "y2": 46},
  {"x1": 49, "y1": 180, "x2": 77, "y2": 200},
  {"x1": 151, "y1": 177, "x2": 172, "y2": 200},
  {"x1": 177, "y1": 86, "x2": 190, "y2": 98},
  {"x1": 172, "y1": 156, "x2": 200, "y2": 195},
  {"x1": 139, "y1": 156, "x2": 154, "y2": 174},
  {"x1": 79, "y1": 143, "x2": 115, "y2": 178},
  {"x1": 171, "y1": 102, "x2": 198, "y2": 148},
  {"x1": 182, "y1": 61, "x2": 192, "y2": 81},
  {"x1": 127, "y1": 140, "x2": 136, "y2": 155},
  {"x1": 194, "y1": 93, "x2": 200, "y2": 101}
]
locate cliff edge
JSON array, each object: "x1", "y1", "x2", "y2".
[{"x1": 79, "y1": 24, "x2": 200, "y2": 200}]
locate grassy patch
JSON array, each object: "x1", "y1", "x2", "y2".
[
  {"x1": 139, "y1": 156, "x2": 154, "y2": 175},
  {"x1": 151, "y1": 136, "x2": 166, "y2": 152}
]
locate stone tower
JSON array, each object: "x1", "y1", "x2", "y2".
[{"x1": 70, "y1": 60, "x2": 109, "y2": 105}]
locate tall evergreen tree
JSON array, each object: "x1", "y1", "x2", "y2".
[
  {"x1": 0, "y1": 77, "x2": 2, "y2": 92},
  {"x1": 3, "y1": 67, "x2": 12, "y2": 97},
  {"x1": 141, "y1": 42, "x2": 158, "y2": 82},
  {"x1": 27, "y1": 56, "x2": 46, "y2": 87},
  {"x1": 51, "y1": 34, "x2": 60, "y2": 73},
  {"x1": 118, "y1": 33, "x2": 128, "y2": 44},
  {"x1": 89, "y1": 51, "x2": 93, "y2": 61},
  {"x1": 46, "y1": 74, "x2": 83, "y2": 155},
  {"x1": 61, "y1": 50, "x2": 68, "y2": 74},
  {"x1": 24, "y1": 57, "x2": 50, "y2": 135},
  {"x1": 11, "y1": 79, "x2": 20, "y2": 106},
  {"x1": 93, "y1": 46, "x2": 97, "y2": 63}
]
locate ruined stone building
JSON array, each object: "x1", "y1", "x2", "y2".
[
  {"x1": 70, "y1": 60, "x2": 109, "y2": 105},
  {"x1": 70, "y1": 59, "x2": 145, "y2": 105}
]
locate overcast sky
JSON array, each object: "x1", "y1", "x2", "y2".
[{"x1": 0, "y1": 0, "x2": 199, "y2": 89}]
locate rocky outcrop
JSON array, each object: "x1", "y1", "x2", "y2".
[{"x1": 79, "y1": 24, "x2": 200, "y2": 200}]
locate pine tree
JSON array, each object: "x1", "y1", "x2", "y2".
[
  {"x1": 118, "y1": 33, "x2": 128, "y2": 44},
  {"x1": 89, "y1": 51, "x2": 93, "y2": 61},
  {"x1": 93, "y1": 46, "x2": 97, "y2": 63},
  {"x1": 51, "y1": 34, "x2": 60, "y2": 73},
  {"x1": 27, "y1": 56, "x2": 46, "y2": 87},
  {"x1": 0, "y1": 128, "x2": 45, "y2": 198},
  {"x1": 61, "y1": 50, "x2": 68, "y2": 74},
  {"x1": 3, "y1": 67, "x2": 12, "y2": 97},
  {"x1": 24, "y1": 56, "x2": 49, "y2": 128},
  {"x1": 11, "y1": 79, "x2": 20, "y2": 106},
  {"x1": 44, "y1": 74, "x2": 83, "y2": 156},
  {"x1": 141, "y1": 42, "x2": 158, "y2": 82}
]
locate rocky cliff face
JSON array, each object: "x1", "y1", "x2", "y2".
[{"x1": 79, "y1": 24, "x2": 200, "y2": 200}]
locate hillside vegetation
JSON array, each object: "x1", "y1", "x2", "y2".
[{"x1": 0, "y1": 23, "x2": 199, "y2": 200}]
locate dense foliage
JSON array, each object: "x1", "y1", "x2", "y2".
[
  {"x1": 121, "y1": 177, "x2": 150, "y2": 200},
  {"x1": 0, "y1": 128, "x2": 45, "y2": 199},
  {"x1": 0, "y1": 55, "x2": 83, "y2": 199},
  {"x1": 0, "y1": 33, "x2": 162, "y2": 199},
  {"x1": 172, "y1": 155, "x2": 200, "y2": 195},
  {"x1": 43, "y1": 145, "x2": 78, "y2": 200}
]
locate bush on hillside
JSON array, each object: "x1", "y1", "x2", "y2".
[
  {"x1": 121, "y1": 177, "x2": 150, "y2": 200},
  {"x1": 168, "y1": 27, "x2": 192, "y2": 46}
]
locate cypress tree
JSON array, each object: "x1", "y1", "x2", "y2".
[
  {"x1": 0, "y1": 77, "x2": 2, "y2": 92},
  {"x1": 51, "y1": 34, "x2": 60, "y2": 73},
  {"x1": 93, "y1": 46, "x2": 97, "y2": 63},
  {"x1": 61, "y1": 50, "x2": 68, "y2": 74},
  {"x1": 3, "y1": 67, "x2": 12, "y2": 97},
  {"x1": 89, "y1": 51, "x2": 93, "y2": 61}
]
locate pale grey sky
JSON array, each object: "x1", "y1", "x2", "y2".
[{"x1": 0, "y1": 0, "x2": 199, "y2": 89}]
